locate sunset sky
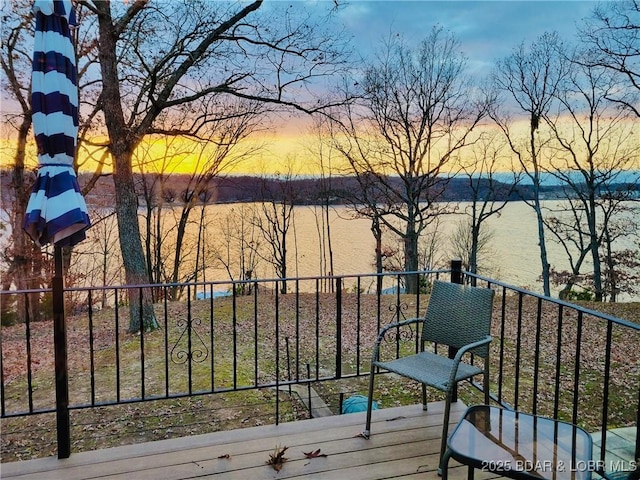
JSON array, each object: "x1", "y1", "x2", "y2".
[
  {"x1": 239, "y1": 0, "x2": 602, "y2": 175},
  {"x1": 2, "y1": 1, "x2": 608, "y2": 175}
]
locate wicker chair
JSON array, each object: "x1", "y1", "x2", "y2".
[{"x1": 363, "y1": 280, "x2": 495, "y2": 475}]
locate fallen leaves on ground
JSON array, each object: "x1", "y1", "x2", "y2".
[
  {"x1": 267, "y1": 444, "x2": 288, "y2": 471},
  {"x1": 303, "y1": 448, "x2": 328, "y2": 458}
]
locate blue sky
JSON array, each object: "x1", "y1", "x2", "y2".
[{"x1": 336, "y1": 1, "x2": 599, "y2": 76}]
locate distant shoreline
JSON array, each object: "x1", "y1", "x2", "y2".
[{"x1": 3, "y1": 169, "x2": 637, "y2": 208}]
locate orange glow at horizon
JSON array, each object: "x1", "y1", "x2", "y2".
[{"x1": 2, "y1": 118, "x2": 638, "y2": 177}]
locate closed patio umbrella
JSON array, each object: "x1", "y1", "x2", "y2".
[
  {"x1": 22, "y1": 0, "x2": 90, "y2": 459},
  {"x1": 23, "y1": 0, "x2": 89, "y2": 246}
]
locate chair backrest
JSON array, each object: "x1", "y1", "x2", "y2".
[{"x1": 421, "y1": 280, "x2": 495, "y2": 358}]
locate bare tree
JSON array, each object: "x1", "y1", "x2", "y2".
[
  {"x1": 492, "y1": 31, "x2": 570, "y2": 297},
  {"x1": 193, "y1": 187, "x2": 215, "y2": 293},
  {"x1": 449, "y1": 220, "x2": 495, "y2": 278},
  {"x1": 456, "y1": 133, "x2": 518, "y2": 280},
  {"x1": 600, "y1": 207, "x2": 640, "y2": 301},
  {"x1": 329, "y1": 171, "x2": 390, "y2": 292},
  {"x1": 380, "y1": 217, "x2": 444, "y2": 288},
  {"x1": 333, "y1": 27, "x2": 489, "y2": 293},
  {"x1": 543, "y1": 48, "x2": 639, "y2": 301},
  {"x1": 76, "y1": 209, "x2": 121, "y2": 308},
  {"x1": 318, "y1": 113, "x2": 390, "y2": 291},
  {"x1": 1, "y1": 0, "x2": 46, "y2": 322},
  {"x1": 80, "y1": 0, "x2": 351, "y2": 331},
  {"x1": 306, "y1": 118, "x2": 339, "y2": 292},
  {"x1": 149, "y1": 102, "x2": 263, "y2": 300},
  {"x1": 135, "y1": 135, "x2": 187, "y2": 300},
  {"x1": 580, "y1": 0, "x2": 640, "y2": 117},
  {"x1": 210, "y1": 203, "x2": 262, "y2": 294},
  {"x1": 254, "y1": 159, "x2": 301, "y2": 294}
]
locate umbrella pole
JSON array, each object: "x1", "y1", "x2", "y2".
[{"x1": 53, "y1": 245, "x2": 71, "y2": 458}]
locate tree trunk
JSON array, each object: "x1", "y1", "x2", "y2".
[
  {"x1": 5, "y1": 116, "x2": 45, "y2": 323},
  {"x1": 530, "y1": 127, "x2": 551, "y2": 297},
  {"x1": 371, "y1": 217, "x2": 383, "y2": 295},
  {"x1": 194, "y1": 204, "x2": 205, "y2": 299},
  {"x1": 155, "y1": 201, "x2": 162, "y2": 289},
  {"x1": 325, "y1": 199, "x2": 334, "y2": 283},
  {"x1": 533, "y1": 196, "x2": 551, "y2": 297},
  {"x1": 403, "y1": 219, "x2": 420, "y2": 294},
  {"x1": 96, "y1": 2, "x2": 157, "y2": 332},
  {"x1": 587, "y1": 196, "x2": 603, "y2": 301},
  {"x1": 280, "y1": 205, "x2": 287, "y2": 294},
  {"x1": 603, "y1": 228, "x2": 617, "y2": 302},
  {"x1": 170, "y1": 200, "x2": 196, "y2": 299},
  {"x1": 469, "y1": 223, "x2": 480, "y2": 286},
  {"x1": 112, "y1": 161, "x2": 158, "y2": 331}
]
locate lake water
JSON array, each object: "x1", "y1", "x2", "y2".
[
  {"x1": 4, "y1": 200, "x2": 637, "y2": 300},
  {"x1": 277, "y1": 201, "x2": 561, "y2": 292},
  {"x1": 177, "y1": 200, "x2": 636, "y2": 300}
]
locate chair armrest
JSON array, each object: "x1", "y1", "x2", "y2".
[
  {"x1": 447, "y1": 335, "x2": 492, "y2": 387},
  {"x1": 452, "y1": 335, "x2": 492, "y2": 363}
]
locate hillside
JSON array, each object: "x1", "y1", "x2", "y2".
[{"x1": 2, "y1": 170, "x2": 638, "y2": 208}]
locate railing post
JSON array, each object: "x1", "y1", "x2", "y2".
[
  {"x1": 335, "y1": 277, "x2": 342, "y2": 379},
  {"x1": 53, "y1": 245, "x2": 71, "y2": 459},
  {"x1": 450, "y1": 259, "x2": 463, "y2": 285},
  {"x1": 449, "y1": 259, "x2": 463, "y2": 403},
  {"x1": 635, "y1": 388, "x2": 639, "y2": 478}
]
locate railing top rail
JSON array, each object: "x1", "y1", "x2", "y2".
[
  {"x1": 2, "y1": 268, "x2": 637, "y2": 331},
  {"x1": 0, "y1": 269, "x2": 450, "y2": 295},
  {"x1": 468, "y1": 271, "x2": 640, "y2": 331},
  {"x1": 0, "y1": 287, "x2": 51, "y2": 296}
]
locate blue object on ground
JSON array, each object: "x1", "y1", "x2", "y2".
[
  {"x1": 196, "y1": 290, "x2": 231, "y2": 300},
  {"x1": 342, "y1": 395, "x2": 378, "y2": 414}
]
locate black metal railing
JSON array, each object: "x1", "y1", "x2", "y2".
[
  {"x1": 467, "y1": 272, "x2": 639, "y2": 479},
  {"x1": 1, "y1": 262, "x2": 638, "y2": 478}
]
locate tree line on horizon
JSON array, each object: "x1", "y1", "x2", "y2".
[
  {"x1": 1, "y1": 0, "x2": 639, "y2": 330},
  {"x1": 2, "y1": 171, "x2": 634, "y2": 206}
]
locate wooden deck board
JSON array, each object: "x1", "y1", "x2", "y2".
[{"x1": 1, "y1": 401, "x2": 487, "y2": 480}]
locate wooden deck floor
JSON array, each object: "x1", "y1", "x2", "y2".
[{"x1": 1, "y1": 401, "x2": 498, "y2": 480}]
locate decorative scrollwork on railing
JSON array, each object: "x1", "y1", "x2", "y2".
[
  {"x1": 383, "y1": 302, "x2": 415, "y2": 343},
  {"x1": 170, "y1": 317, "x2": 209, "y2": 365}
]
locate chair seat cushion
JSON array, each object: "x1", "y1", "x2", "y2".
[{"x1": 374, "y1": 351, "x2": 483, "y2": 391}]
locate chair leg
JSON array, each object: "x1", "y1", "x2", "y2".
[
  {"x1": 422, "y1": 384, "x2": 428, "y2": 410},
  {"x1": 483, "y1": 367, "x2": 490, "y2": 405},
  {"x1": 440, "y1": 447, "x2": 452, "y2": 479},
  {"x1": 364, "y1": 368, "x2": 376, "y2": 438},
  {"x1": 437, "y1": 391, "x2": 454, "y2": 476}
]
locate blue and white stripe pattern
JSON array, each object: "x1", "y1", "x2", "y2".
[{"x1": 23, "y1": 0, "x2": 90, "y2": 247}]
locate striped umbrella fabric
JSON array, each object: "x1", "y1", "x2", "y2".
[{"x1": 23, "y1": 0, "x2": 90, "y2": 247}]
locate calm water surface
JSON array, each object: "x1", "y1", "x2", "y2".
[
  {"x1": 5, "y1": 200, "x2": 633, "y2": 300},
  {"x1": 198, "y1": 200, "x2": 634, "y2": 298}
]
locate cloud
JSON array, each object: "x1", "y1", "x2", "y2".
[{"x1": 339, "y1": 1, "x2": 597, "y2": 75}]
